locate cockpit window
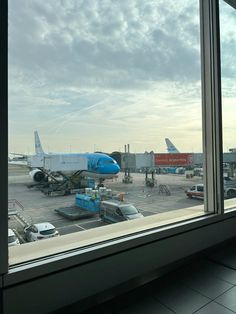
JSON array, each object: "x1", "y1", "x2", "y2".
[
  {"x1": 104, "y1": 160, "x2": 114, "y2": 164},
  {"x1": 98, "y1": 159, "x2": 114, "y2": 165}
]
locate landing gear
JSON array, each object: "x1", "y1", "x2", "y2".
[
  {"x1": 145, "y1": 169, "x2": 156, "y2": 187},
  {"x1": 97, "y1": 178, "x2": 105, "y2": 188}
]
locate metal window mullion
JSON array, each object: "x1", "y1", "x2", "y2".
[
  {"x1": 200, "y1": 0, "x2": 224, "y2": 214},
  {"x1": 0, "y1": 0, "x2": 9, "y2": 276}
]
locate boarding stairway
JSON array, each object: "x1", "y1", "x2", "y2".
[
  {"x1": 8, "y1": 199, "x2": 33, "y2": 227},
  {"x1": 27, "y1": 169, "x2": 87, "y2": 196},
  {"x1": 158, "y1": 184, "x2": 171, "y2": 196}
]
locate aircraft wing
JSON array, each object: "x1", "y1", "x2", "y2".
[
  {"x1": 8, "y1": 160, "x2": 29, "y2": 167},
  {"x1": 9, "y1": 152, "x2": 28, "y2": 157}
]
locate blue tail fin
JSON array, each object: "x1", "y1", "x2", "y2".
[
  {"x1": 165, "y1": 138, "x2": 180, "y2": 153},
  {"x1": 34, "y1": 131, "x2": 44, "y2": 155}
]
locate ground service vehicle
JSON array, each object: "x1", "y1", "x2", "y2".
[
  {"x1": 100, "y1": 201, "x2": 144, "y2": 223},
  {"x1": 185, "y1": 184, "x2": 204, "y2": 200},
  {"x1": 186, "y1": 181, "x2": 236, "y2": 200},
  {"x1": 8, "y1": 228, "x2": 20, "y2": 246},
  {"x1": 224, "y1": 178, "x2": 236, "y2": 198},
  {"x1": 24, "y1": 222, "x2": 59, "y2": 242}
]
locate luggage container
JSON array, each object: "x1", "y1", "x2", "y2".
[{"x1": 75, "y1": 194, "x2": 100, "y2": 213}]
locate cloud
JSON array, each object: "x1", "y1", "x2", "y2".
[
  {"x1": 9, "y1": 0, "x2": 201, "y2": 87},
  {"x1": 8, "y1": 0, "x2": 236, "y2": 153}
]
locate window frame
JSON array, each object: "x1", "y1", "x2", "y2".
[
  {"x1": 200, "y1": 0, "x2": 224, "y2": 215},
  {"x1": 3, "y1": 210, "x2": 236, "y2": 286},
  {"x1": 3, "y1": 212, "x2": 236, "y2": 313},
  {"x1": 1, "y1": 0, "x2": 236, "y2": 312},
  {"x1": 0, "y1": 0, "x2": 8, "y2": 277}
]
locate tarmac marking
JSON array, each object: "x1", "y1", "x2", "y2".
[
  {"x1": 76, "y1": 224, "x2": 86, "y2": 230},
  {"x1": 57, "y1": 223, "x2": 80, "y2": 229},
  {"x1": 79, "y1": 218, "x2": 102, "y2": 226},
  {"x1": 141, "y1": 209, "x2": 160, "y2": 214}
]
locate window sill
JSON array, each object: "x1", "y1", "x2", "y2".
[
  {"x1": 9, "y1": 205, "x2": 204, "y2": 266},
  {"x1": 6, "y1": 203, "x2": 236, "y2": 287}
]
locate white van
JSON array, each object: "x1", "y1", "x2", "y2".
[{"x1": 185, "y1": 184, "x2": 204, "y2": 199}]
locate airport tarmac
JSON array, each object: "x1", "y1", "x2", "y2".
[{"x1": 8, "y1": 165, "x2": 204, "y2": 243}]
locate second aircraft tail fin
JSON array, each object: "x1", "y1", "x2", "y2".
[
  {"x1": 34, "y1": 131, "x2": 44, "y2": 155},
  {"x1": 165, "y1": 138, "x2": 180, "y2": 153}
]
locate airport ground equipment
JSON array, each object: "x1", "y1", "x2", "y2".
[
  {"x1": 8, "y1": 199, "x2": 24, "y2": 216},
  {"x1": 99, "y1": 200, "x2": 144, "y2": 223},
  {"x1": 225, "y1": 187, "x2": 236, "y2": 198},
  {"x1": 55, "y1": 206, "x2": 96, "y2": 220},
  {"x1": 193, "y1": 168, "x2": 203, "y2": 177},
  {"x1": 110, "y1": 151, "x2": 154, "y2": 173},
  {"x1": 185, "y1": 184, "x2": 204, "y2": 199},
  {"x1": 185, "y1": 169, "x2": 194, "y2": 179},
  {"x1": 8, "y1": 228, "x2": 20, "y2": 246},
  {"x1": 185, "y1": 181, "x2": 236, "y2": 199},
  {"x1": 123, "y1": 144, "x2": 133, "y2": 184},
  {"x1": 224, "y1": 179, "x2": 236, "y2": 198},
  {"x1": 122, "y1": 175, "x2": 133, "y2": 183},
  {"x1": 55, "y1": 193, "x2": 100, "y2": 220},
  {"x1": 28, "y1": 171, "x2": 96, "y2": 196},
  {"x1": 158, "y1": 184, "x2": 171, "y2": 196},
  {"x1": 75, "y1": 194, "x2": 101, "y2": 213},
  {"x1": 55, "y1": 188, "x2": 115, "y2": 220},
  {"x1": 145, "y1": 169, "x2": 156, "y2": 187},
  {"x1": 8, "y1": 199, "x2": 33, "y2": 227}
]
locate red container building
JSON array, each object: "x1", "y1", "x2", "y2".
[{"x1": 155, "y1": 153, "x2": 193, "y2": 167}]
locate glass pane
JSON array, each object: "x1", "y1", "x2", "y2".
[
  {"x1": 220, "y1": 1, "x2": 236, "y2": 211},
  {"x1": 8, "y1": 0, "x2": 206, "y2": 263}
]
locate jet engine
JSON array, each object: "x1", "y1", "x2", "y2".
[{"x1": 29, "y1": 169, "x2": 47, "y2": 182}]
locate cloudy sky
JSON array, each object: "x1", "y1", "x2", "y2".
[{"x1": 8, "y1": 0, "x2": 235, "y2": 154}]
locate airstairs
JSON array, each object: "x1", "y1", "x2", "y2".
[
  {"x1": 8, "y1": 199, "x2": 33, "y2": 227},
  {"x1": 158, "y1": 184, "x2": 171, "y2": 196}
]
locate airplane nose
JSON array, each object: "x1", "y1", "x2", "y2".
[
  {"x1": 113, "y1": 163, "x2": 120, "y2": 174},
  {"x1": 106, "y1": 163, "x2": 120, "y2": 174},
  {"x1": 97, "y1": 162, "x2": 120, "y2": 174}
]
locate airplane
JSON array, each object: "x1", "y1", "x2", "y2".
[
  {"x1": 165, "y1": 138, "x2": 180, "y2": 153},
  {"x1": 9, "y1": 131, "x2": 120, "y2": 183}
]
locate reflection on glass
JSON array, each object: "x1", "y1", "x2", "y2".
[
  {"x1": 8, "y1": 0, "x2": 205, "y2": 257},
  {"x1": 220, "y1": 1, "x2": 236, "y2": 210}
]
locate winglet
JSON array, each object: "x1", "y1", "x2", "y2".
[
  {"x1": 34, "y1": 131, "x2": 44, "y2": 155},
  {"x1": 165, "y1": 138, "x2": 180, "y2": 153}
]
